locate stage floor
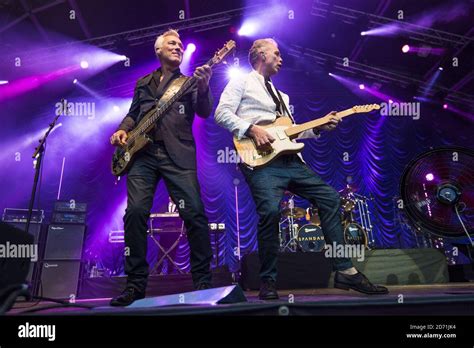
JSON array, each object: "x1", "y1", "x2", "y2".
[{"x1": 8, "y1": 282, "x2": 474, "y2": 316}]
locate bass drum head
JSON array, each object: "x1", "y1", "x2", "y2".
[
  {"x1": 297, "y1": 224, "x2": 325, "y2": 252},
  {"x1": 343, "y1": 222, "x2": 368, "y2": 247}
]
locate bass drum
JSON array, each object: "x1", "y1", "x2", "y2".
[
  {"x1": 343, "y1": 222, "x2": 368, "y2": 247},
  {"x1": 296, "y1": 224, "x2": 325, "y2": 252}
]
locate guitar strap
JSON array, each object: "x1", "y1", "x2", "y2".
[
  {"x1": 156, "y1": 75, "x2": 189, "y2": 108},
  {"x1": 265, "y1": 77, "x2": 295, "y2": 124},
  {"x1": 274, "y1": 88, "x2": 295, "y2": 124}
]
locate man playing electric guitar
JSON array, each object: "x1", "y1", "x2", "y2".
[{"x1": 215, "y1": 38, "x2": 388, "y2": 300}]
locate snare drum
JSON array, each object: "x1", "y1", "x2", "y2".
[{"x1": 296, "y1": 224, "x2": 325, "y2": 252}]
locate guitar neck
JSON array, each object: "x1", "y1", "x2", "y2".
[{"x1": 285, "y1": 107, "x2": 356, "y2": 139}]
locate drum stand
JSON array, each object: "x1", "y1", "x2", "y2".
[
  {"x1": 280, "y1": 196, "x2": 299, "y2": 252},
  {"x1": 354, "y1": 193, "x2": 375, "y2": 248}
]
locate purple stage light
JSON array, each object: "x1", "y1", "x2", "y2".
[
  {"x1": 328, "y1": 72, "x2": 333, "y2": 76},
  {"x1": 228, "y1": 67, "x2": 246, "y2": 80},
  {"x1": 389, "y1": 99, "x2": 393, "y2": 103},
  {"x1": 325, "y1": 72, "x2": 399, "y2": 111},
  {"x1": 0, "y1": 65, "x2": 80, "y2": 102},
  {"x1": 443, "y1": 103, "x2": 448, "y2": 109},
  {"x1": 186, "y1": 43, "x2": 196, "y2": 53},
  {"x1": 402, "y1": 45, "x2": 410, "y2": 53},
  {"x1": 438, "y1": 67, "x2": 443, "y2": 71},
  {"x1": 425, "y1": 173, "x2": 434, "y2": 181},
  {"x1": 238, "y1": 21, "x2": 258, "y2": 36},
  {"x1": 113, "y1": 105, "x2": 120, "y2": 112},
  {"x1": 73, "y1": 78, "x2": 78, "y2": 84},
  {"x1": 0, "y1": 80, "x2": 8, "y2": 85},
  {"x1": 80, "y1": 60, "x2": 89, "y2": 69},
  {"x1": 444, "y1": 104, "x2": 474, "y2": 122},
  {"x1": 359, "y1": 84, "x2": 365, "y2": 90},
  {"x1": 360, "y1": 31, "x2": 367, "y2": 36},
  {"x1": 359, "y1": 3, "x2": 469, "y2": 38},
  {"x1": 118, "y1": 55, "x2": 127, "y2": 61}
]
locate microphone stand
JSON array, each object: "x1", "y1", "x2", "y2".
[{"x1": 25, "y1": 101, "x2": 63, "y2": 234}]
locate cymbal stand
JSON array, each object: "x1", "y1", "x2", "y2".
[{"x1": 281, "y1": 195, "x2": 298, "y2": 252}]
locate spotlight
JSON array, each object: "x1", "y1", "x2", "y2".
[
  {"x1": 238, "y1": 22, "x2": 258, "y2": 36},
  {"x1": 359, "y1": 84, "x2": 365, "y2": 90},
  {"x1": 328, "y1": 72, "x2": 333, "y2": 76},
  {"x1": 438, "y1": 67, "x2": 443, "y2": 71},
  {"x1": 425, "y1": 173, "x2": 434, "y2": 181},
  {"x1": 118, "y1": 55, "x2": 127, "y2": 61},
  {"x1": 186, "y1": 43, "x2": 196, "y2": 53},
  {"x1": 113, "y1": 105, "x2": 120, "y2": 112},
  {"x1": 402, "y1": 44, "x2": 410, "y2": 53},
  {"x1": 0, "y1": 80, "x2": 8, "y2": 85},
  {"x1": 228, "y1": 67, "x2": 245, "y2": 80},
  {"x1": 80, "y1": 60, "x2": 89, "y2": 69},
  {"x1": 389, "y1": 99, "x2": 393, "y2": 103},
  {"x1": 73, "y1": 79, "x2": 78, "y2": 84},
  {"x1": 360, "y1": 31, "x2": 366, "y2": 36},
  {"x1": 443, "y1": 103, "x2": 448, "y2": 109}
]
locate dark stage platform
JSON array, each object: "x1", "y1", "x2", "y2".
[{"x1": 8, "y1": 283, "x2": 474, "y2": 316}]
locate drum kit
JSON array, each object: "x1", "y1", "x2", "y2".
[{"x1": 278, "y1": 185, "x2": 375, "y2": 252}]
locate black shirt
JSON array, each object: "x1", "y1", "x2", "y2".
[{"x1": 117, "y1": 67, "x2": 213, "y2": 142}]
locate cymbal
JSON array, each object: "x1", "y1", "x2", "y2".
[{"x1": 281, "y1": 207, "x2": 306, "y2": 219}]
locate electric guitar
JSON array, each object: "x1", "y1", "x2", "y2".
[
  {"x1": 111, "y1": 40, "x2": 236, "y2": 176},
  {"x1": 233, "y1": 104, "x2": 381, "y2": 168}
]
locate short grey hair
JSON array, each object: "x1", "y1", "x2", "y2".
[
  {"x1": 154, "y1": 29, "x2": 180, "y2": 52},
  {"x1": 248, "y1": 38, "x2": 278, "y2": 68}
]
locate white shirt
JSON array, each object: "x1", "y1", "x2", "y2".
[{"x1": 215, "y1": 70, "x2": 319, "y2": 140}]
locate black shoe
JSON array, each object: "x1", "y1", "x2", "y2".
[
  {"x1": 109, "y1": 287, "x2": 145, "y2": 306},
  {"x1": 335, "y1": 271, "x2": 389, "y2": 295},
  {"x1": 196, "y1": 283, "x2": 212, "y2": 290},
  {"x1": 259, "y1": 279, "x2": 279, "y2": 300}
]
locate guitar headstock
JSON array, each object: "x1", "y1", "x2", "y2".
[
  {"x1": 210, "y1": 40, "x2": 236, "y2": 66},
  {"x1": 352, "y1": 104, "x2": 381, "y2": 113}
]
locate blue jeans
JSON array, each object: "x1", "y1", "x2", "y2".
[{"x1": 240, "y1": 154, "x2": 353, "y2": 282}]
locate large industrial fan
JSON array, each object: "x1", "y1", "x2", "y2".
[{"x1": 400, "y1": 146, "x2": 474, "y2": 241}]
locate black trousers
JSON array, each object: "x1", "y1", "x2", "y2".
[
  {"x1": 240, "y1": 155, "x2": 353, "y2": 282},
  {"x1": 123, "y1": 142, "x2": 212, "y2": 291}
]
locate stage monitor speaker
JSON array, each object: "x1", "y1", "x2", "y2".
[
  {"x1": 332, "y1": 248, "x2": 450, "y2": 286},
  {"x1": 10, "y1": 222, "x2": 42, "y2": 285},
  {"x1": 44, "y1": 224, "x2": 85, "y2": 260},
  {"x1": 0, "y1": 222, "x2": 34, "y2": 289},
  {"x1": 240, "y1": 251, "x2": 332, "y2": 290},
  {"x1": 39, "y1": 260, "x2": 81, "y2": 299},
  {"x1": 126, "y1": 285, "x2": 247, "y2": 309}
]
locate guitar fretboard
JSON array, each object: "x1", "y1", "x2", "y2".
[{"x1": 285, "y1": 107, "x2": 363, "y2": 138}]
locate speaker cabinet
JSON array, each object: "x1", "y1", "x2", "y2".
[
  {"x1": 44, "y1": 224, "x2": 86, "y2": 260},
  {"x1": 40, "y1": 261, "x2": 82, "y2": 299},
  {"x1": 39, "y1": 224, "x2": 86, "y2": 299},
  {"x1": 240, "y1": 251, "x2": 332, "y2": 290}
]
